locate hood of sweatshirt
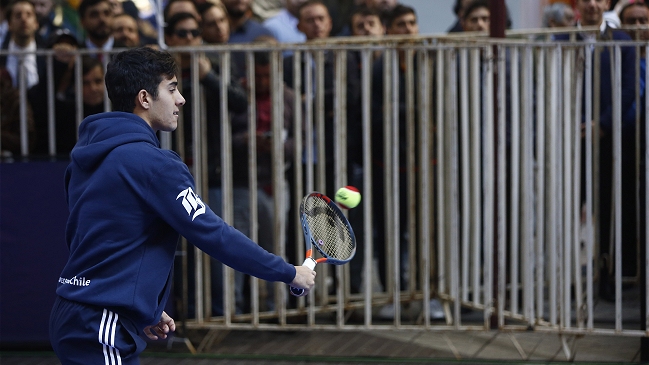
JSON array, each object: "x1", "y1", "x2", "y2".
[{"x1": 71, "y1": 112, "x2": 159, "y2": 171}]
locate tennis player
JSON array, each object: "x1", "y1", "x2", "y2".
[{"x1": 49, "y1": 46, "x2": 316, "y2": 364}]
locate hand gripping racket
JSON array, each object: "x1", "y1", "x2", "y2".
[{"x1": 289, "y1": 192, "x2": 357, "y2": 296}]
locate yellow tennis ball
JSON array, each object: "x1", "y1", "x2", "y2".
[{"x1": 335, "y1": 186, "x2": 361, "y2": 209}]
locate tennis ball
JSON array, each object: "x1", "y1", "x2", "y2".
[{"x1": 335, "y1": 186, "x2": 361, "y2": 209}]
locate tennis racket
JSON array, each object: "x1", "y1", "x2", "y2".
[{"x1": 289, "y1": 192, "x2": 357, "y2": 296}]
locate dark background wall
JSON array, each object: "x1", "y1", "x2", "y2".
[{"x1": 0, "y1": 161, "x2": 70, "y2": 346}]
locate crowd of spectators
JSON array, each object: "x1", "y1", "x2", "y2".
[{"x1": 0, "y1": 0, "x2": 647, "y2": 316}]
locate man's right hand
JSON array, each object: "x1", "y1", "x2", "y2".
[{"x1": 290, "y1": 265, "x2": 316, "y2": 296}]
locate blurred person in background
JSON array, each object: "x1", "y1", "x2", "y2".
[
  {"x1": 262, "y1": 0, "x2": 306, "y2": 55},
  {"x1": 224, "y1": 0, "x2": 272, "y2": 43},
  {"x1": 225, "y1": 42, "x2": 296, "y2": 314},
  {"x1": 251, "y1": 0, "x2": 282, "y2": 20},
  {"x1": 163, "y1": 0, "x2": 200, "y2": 22},
  {"x1": 0, "y1": 0, "x2": 9, "y2": 46},
  {"x1": 164, "y1": 11, "x2": 249, "y2": 317},
  {"x1": 47, "y1": 28, "x2": 81, "y2": 154},
  {"x1": 78, "y1": 0, "x2": 114, "y2": 56},
  {"x1": 198, "y1": 1, "x2": 229, "y2": 44},
  {"x1": 32, "y1": 0, "x2": 78, "y2": 40},
  {"x1": 543, "y1": 1, "x2": 576, "y2": 28},
  {"x1": 448, "y1": 0, "x2": 472, "y2": 32},
  {"x1": 370, "y1": 4, "x2": 446, "y2": 320},
  {"x1": 224, "y1": 0, "x2": 273, "y2": 77},
  {"x1": 0, "y1": 0, "x2": 48, "y2": 154},
  {"x1": 283, "y1": 0, "x2": 360, "y2": 197},
  {"x1": 460, "y1": 0, "x2": 490, "y2": 32},
  {"x1": 112, "y1": 12, "x2": 141, "y2": 47},
  {"x1": 618, "y1": 0, "x2": 649, "y2": 282},
  {"x1": 55, "y1": 56, "x2": 106, "y2": 154},
  {"x1": 0, "y1": 68, "x2": 34, "y2": 156},
  {"x1": 555, "y1": 0, "x2": 638, "y2": 300},
  {"x1": 197, "y1": 1, "x2": 239, "y2": 74},
  {"x1": 346, "y1": 4, "x2": 384, "y2": 295},
  {"x1": 365, "y1": 0, "x2": 396, "y2": 17}
]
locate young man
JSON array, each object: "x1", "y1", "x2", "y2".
[{"x1": 49, "y1": 47, "x2": 316, "y2": 364}]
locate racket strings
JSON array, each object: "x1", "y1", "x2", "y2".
[{"x1": 302, "y1": 197, "x2": 355, "y2": 260}]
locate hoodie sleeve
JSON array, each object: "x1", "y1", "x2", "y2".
[{"x1": 144, "y1": 151, "x2": 296, "y2": 284}]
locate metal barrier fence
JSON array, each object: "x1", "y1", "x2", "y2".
[{"x1": 2, "y1": 30, "x2": 648, "y2": 353}]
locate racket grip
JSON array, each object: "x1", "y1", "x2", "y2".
[{"x1": 289, "y1": 258, "x2": 317, "y2": 296}]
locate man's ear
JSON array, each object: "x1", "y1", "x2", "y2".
[{"x1": 137, "y1": 89, "x2": 150, "y2": 110}]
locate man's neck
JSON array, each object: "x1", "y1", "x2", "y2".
[
  {"x1": 12, "y1": 35, "x2": 34, "y2": 48},
  {"x1": 229, "y1": 10, "x2": 251, "y2": 30},
  {"x1": 88, "y1": 35, "x2": 109, "y2": 48}
]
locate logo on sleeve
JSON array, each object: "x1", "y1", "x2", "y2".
[{"x1": 176, "y1": 187, "x2": 206, "y2": 221}]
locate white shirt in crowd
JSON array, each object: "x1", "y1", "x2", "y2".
[{"x1": 6, "y1": 39, "x2": 39, "y2": 89}]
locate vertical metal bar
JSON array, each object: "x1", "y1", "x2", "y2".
[
  {"x1": 304, "y1": 52, "x2": 314, "y2": 195},
  {"x1": 315, "y1": 50, "x2": 326, "y2": 195},
  {"x1": 470, "y1": 48, "x2": 481, "y2": 306},
  {"x1": 497, "y1": 45, "x2": 506, "y2": 328},
  {"x1": 548, "y1": 45, "x2": 560, "y2": 326},
  {"x1": 459, "y1": 47, "x2": 470, "y2": 304},
  {"x1": 509, "y1": 46, "x2": 521, "y2": 317},
  {"x1": 272, "y1": 49, "x2": 286, "y2": 326},
  {"x1": 645, "y1": 43, "x2": 649, "y2": 336},
  {"x1": 566, "y1": 49, "x2": 584, "y2": 328},
  {"x1": 334, "y1": 49, "x2": 347, "y2": 326},
  {"x1": 483, "y1": 44, "x2": 495, "y2": 329},
  {"x1": 74, "y1": 53, "x2": 83, "y2": 138},
  {"x1": 200, "y1": 71, "x2": 211, "y2": 320},
  {"x1": 390, "y1": 48, "x2": 401, "y2": 325},
  {"x1": 360, "y1": 48, "x2": 374, "y2": 326},
  {"x1": 189, "y1": 52, "x2": 204, "y2": 324},
  {"x1": 303, "y1": 50, "x2": 316, "y2": 324},
  {"x1": 383, "y1": 48, "x2": 394, "y2": 300},
  {"x1": 584, "y1": 44, "x2": 594, "y2": 330},
  {"x1": 314, "y1": 50, "x2": 327, "y2": 307},
  {"x1": 521, "y1": 45, "x2": 534, "y2": 324},
  {"x1": 572, "y1": 47, "x2": 584, "y2": 329},
  {"x1": 418, "y1": 48, "x2": 431, "y2": 327},
  {"x1": 292, "y1": 50, "x2": 304, "y2": 270},
  {"x1": 446, "y1": 49, "x2": 460, "y2": 328},
  {"x1": 246, "y1": 50, "x2": 260, "y2": 325},
  {"x1": 46, "y1": 54, "x2": 56, "y2": 156},
  {"x1": 19, "y1": 57, "x2": 28, "y2": 156},
  {"x1": 436, "y1": 48, "x2": 446, "y2": 296},
  {"x1": 613, "y1": 45, "x2": 623, "y2": 332},
  {"x1": 535, "y1": 47, "x2": 546, "y2": 323},
  {"x1": 562, "y1": 48, "x2": 573, "y2": 329},
  {"x1": 405, "y1": 48, "x2": 417, "y2": 301},
  {"x1": 220, "y1": 51, "x2": 233, "y2": 325},
  {"x1": 102, "y1": 55, "x2": 110, "y2": 113}
]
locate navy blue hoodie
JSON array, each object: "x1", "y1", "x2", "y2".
[{"x1": 56, "y1": 112, "x2": 296, "y2": 332}]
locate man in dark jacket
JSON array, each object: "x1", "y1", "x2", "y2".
[{"x1": 49, "y1": 46, "x2": 315, "y2": 364}]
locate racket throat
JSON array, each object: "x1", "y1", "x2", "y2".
[{"x1": 302, "y1": 257, "x2": 317, "y2": 270}]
